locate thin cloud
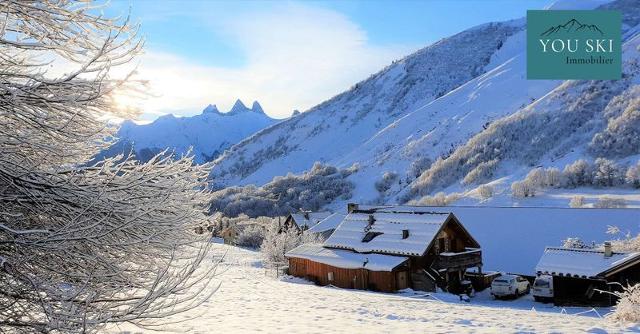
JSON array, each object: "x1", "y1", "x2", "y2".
[{"x1": 130, "y1": 3, "x2": 413, "y2": 121}]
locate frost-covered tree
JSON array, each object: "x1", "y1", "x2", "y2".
[
  {"x1": 260, "y1": 224, "x2": 320, "y2": 265},
  {"x1": 511, "y1": 180, "x2": 535, "y2": 198},
  {"x1": 590, "y1": 93, "x2": 640, "y2": 158},
  {"x1": 625, "y1": 161, "x2": 640, "y2": 188},
  {"x1": 592, "y1": 158, "x2": 624, "y2": 187},
  {"x1": 562, "y1": 159, "x2": 594, "y2": 188},
  {"x1": 462, "y1": 159, "x2": 499, "y2": 185},
  {"x1": 562, "y1": 237, "x2": 592, "y2": 249},
  {"x1": 210, "y1": 162, "x2": 355, "y2": 217},
  {"x1": 412, "y1": 192, "x2": 461, "y2": 206},
  {"x1": 0, "y1": 2, "x2": 216, "y2": 332}
]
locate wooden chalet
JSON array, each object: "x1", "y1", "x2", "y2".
[
  {"x1": 286, "y1": 204, "x2": 482, "y2": 293},
  {"x1": 283, "y1": 211, "x2": 332, "y2": 232},
  {"x1": 536, "y1": 243, "x2": 640, "y2": 306}
]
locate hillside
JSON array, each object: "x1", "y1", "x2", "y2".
[
  {"x1": 209, "y1": 0, "x2": 640, "y2": 213},
  {"x1": 104, "y1": 100, "x2": 278, "y2": 164}
]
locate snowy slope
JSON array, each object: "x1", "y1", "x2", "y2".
[
  {"x1": 107, "y1": 100, "x2": 278, "y2": 164},
  {"x1": 403, "y1": 2, "x2": 640, "y2": 204},
  {"x1": 208, "y1": 0, "x2": 640, "y2": 212},
  {"x1": 210, "y1": 21, "x2": 523, "y2": 185}
]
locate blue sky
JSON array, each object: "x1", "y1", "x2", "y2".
[{"x1": 107, "y1": 0, "x2": 551, "y2": 121}]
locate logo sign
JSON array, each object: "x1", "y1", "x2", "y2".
[{"x1": 527, "y1": 10, "x2": 621, "y2": 80}]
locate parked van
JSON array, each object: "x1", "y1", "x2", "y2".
[{"x1": 532, "y1": 274, "x2": 554, "y2": 303}]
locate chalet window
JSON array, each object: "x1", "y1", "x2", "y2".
[
  {"x1": 402, "y1": 229, "x2": 409, "y2": 239},
  {"x1": 362, "y1": 231, "x2": 383, "y2": 243},
  {"x1": 328, "y1": 272, "x2": 334, "y2": 282}
]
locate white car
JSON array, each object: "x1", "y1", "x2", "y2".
[
  {"x1": 490, "y1": 274, "x2": 530, "y2": 299},
  {"x1": 532, "y1": 275, "x2": 554, "y2": 303}
]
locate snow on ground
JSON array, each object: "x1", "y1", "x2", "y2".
[{"x1": 106, "y1": 243, "x2": 640, "y2": 334}]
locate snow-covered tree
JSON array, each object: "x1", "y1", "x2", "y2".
[
  {"x1": 511, "y1": 180, "x2": 535, "y2": 198},
  {"x1": 210, "y1": 162, "x2": 355, "y2": 217},
  {"x1": 593, "y1": 158, "x2": 624, "y2": 187},
  {"x1": 0, "y1": 2, "x2": 216, "y2": 332},
  {"x1": 563, "y1": 159, "x2": 594, "y2": 188},
  {"x1": 261, "y1": 224, "x2": 320, "y2": 265},
  {"x1": 562, "y1": 237, "x2": 592, "y2": 249},
  {"x1": 412, "y1": 192, "x2": 461, "y2": 206},
  {"x1": 626, "y1": 161, "x2": 640, "y2": 188}
]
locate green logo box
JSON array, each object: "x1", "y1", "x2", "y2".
[{"x1": 527, "y1": 10, "x2": 621, "y2": 80}]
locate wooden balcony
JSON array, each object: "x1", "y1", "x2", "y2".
[{"x1": 433, "y1": 248, "x2": 482, "y2": 271}]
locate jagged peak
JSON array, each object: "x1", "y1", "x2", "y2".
[
  {"x1": 291, "y1": 109, "x2": 301, "y2": 117},
  {"x1": 202, "y1": 104, "x2": 220, "y2": 114},
  {"x1": 229, "y1": 99, "x2": 249, "y2": 114},
  {"x1": 251, "y1": 101, "x2": 264, "y2": 114}
]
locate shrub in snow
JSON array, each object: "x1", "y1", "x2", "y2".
[
  {"x1": 592, "y1": 158, "x2": 625, "y2": 187},
  {"x1": 625, "y1": 161, "x2": 640, "y2": 188},
  {"x1": 210, "y1": 162, "x2": 355, "y2": 217},
  {"x1": 607, "y1": 284, "x2": 640, "y2": 323},
  {"x1": 478, "y1": 184, "x2": 494, "y2": 199},
  {"x1": 236, "y1": 225, "x2": 266, "y2": 249},
  {"x1": 569, "y1": 195, "x2": 586, "y2": 208},
  {"x1": 511, "y1": 180, "x2": 535, "y2": 198},
  {"x1": 593, "y1": 197, "x2": 628, "y2": 208},
  {"x1": 409, "y1": 156, "x2": 433, "y2": 178},
  {"x1": 375, "y1": 171, "x2": 399, "y2": 193},
  {"x1": 412, "y1": 192, "x2": 461, "y2": 206}
]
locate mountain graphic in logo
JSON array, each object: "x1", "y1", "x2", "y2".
[{"x1": 540, "y1": 18, "x2": 604, "y2": 36}]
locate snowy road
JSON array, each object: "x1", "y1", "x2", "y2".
[{"x1": 107, "y1": 244, "x2": 639, "y2": 333}]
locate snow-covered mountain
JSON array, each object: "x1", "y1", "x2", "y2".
[
  {"x1": 105, "y1": 100, "x2": 278, "y2": 164},
  {"x1": 210, "y1": 0, "x2": 640, "y2": 211}
]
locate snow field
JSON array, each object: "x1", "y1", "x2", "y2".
[{"x1": 106, "y1": 244, "x2": 639, "y2": 334}]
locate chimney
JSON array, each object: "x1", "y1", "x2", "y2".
[
  {"x1": 402, "y1": 229, "x2": 409, "y2": 239},
  {"x1": 347, "y1": 203, "x2": 359, "y2": 213},
  {"x1": 604, "y1": 242, "x2": 612, "y2": 257},
  {"x1": 365, "y1": 214, "x2": 375, "y2": 232}
]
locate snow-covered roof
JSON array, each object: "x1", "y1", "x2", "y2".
[
  {"x1": 307, "y1": 213, "x2": 346, "y2": 233},
  {"x1": 535, "y1": 247, "x2": 640, "y2": 278},
  {"x1": 289, "y1": 211, "x2": 332, "y2": 229},
  {"x1": 285, "y1": 243, "x2": 408, "y2": 271},
  {"x1": 323, "y1": 211, "x2": 451, "y2": 256}
]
